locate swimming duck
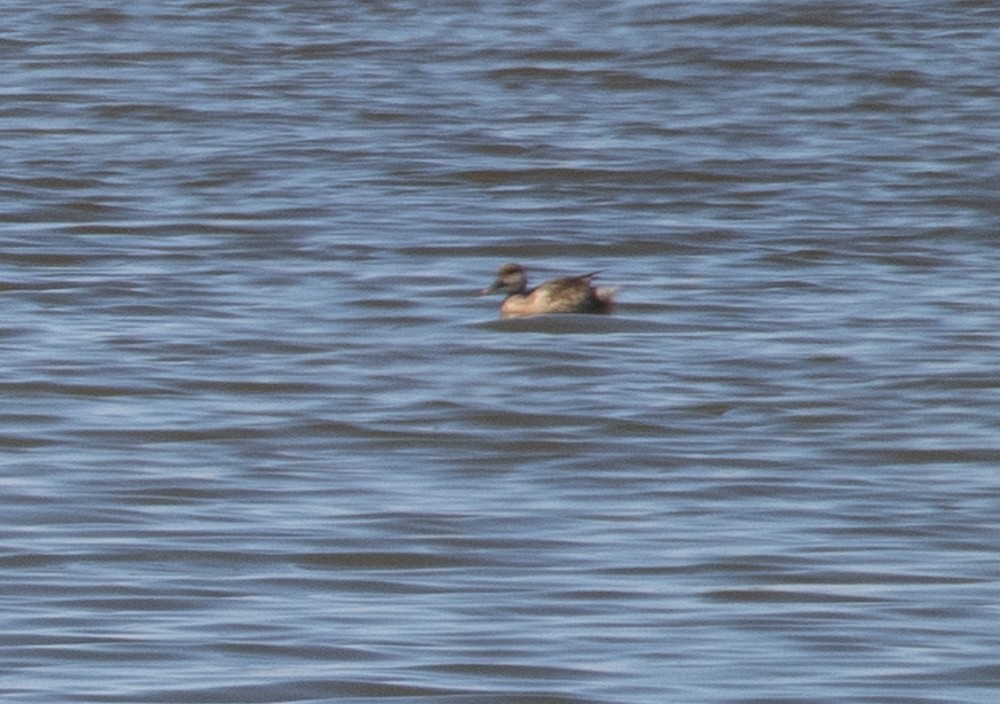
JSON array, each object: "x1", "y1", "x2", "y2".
[{"x1": 481, "y1": 263, "x2": 616, "y2": 319}]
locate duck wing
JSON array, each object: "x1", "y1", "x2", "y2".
[{"x1": 530, "y1": 273, "x2": 608, "y2": 313}]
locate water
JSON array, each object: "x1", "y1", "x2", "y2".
[{"x1": 3, "y1": 1, "x2": 1000, "y2": 702}]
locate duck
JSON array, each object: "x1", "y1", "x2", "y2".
[{"x1": 481, "y1": 263, "x2": 616, "y2": 319}]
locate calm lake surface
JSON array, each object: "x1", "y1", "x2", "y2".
[{"x1": 3, "y1": 2, "x2": 1000, "y2": 702}]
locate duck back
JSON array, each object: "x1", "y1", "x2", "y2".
[{"x1": 498, "y1": 272, "x2": 614, "y2": 318}]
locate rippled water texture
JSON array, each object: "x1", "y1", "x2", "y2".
[{"x1": 3, "y1": 2, "x2": 1000, "y2": 703}]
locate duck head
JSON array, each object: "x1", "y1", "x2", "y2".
[{"x1": 481, "y1": 262, "x2": 528, "y2": 295}]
